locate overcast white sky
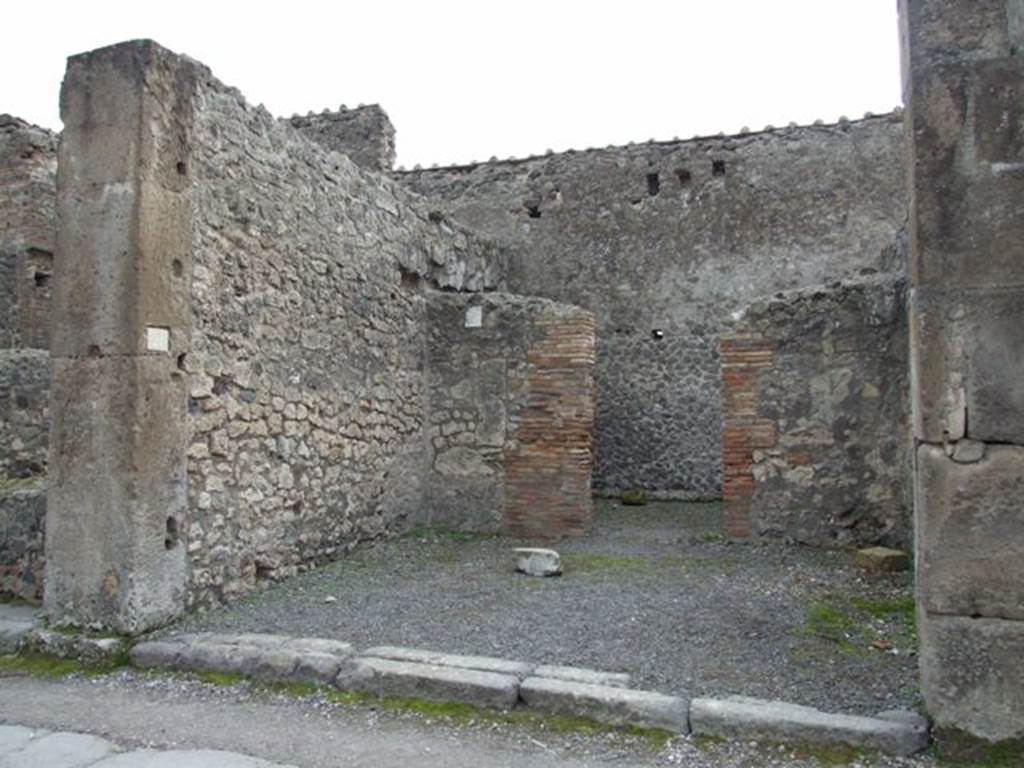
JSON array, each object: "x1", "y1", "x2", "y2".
[{"x1": 3, "y1": 1, "x2": 902, "y2": 168}]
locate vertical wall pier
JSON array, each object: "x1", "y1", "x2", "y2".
[
  {"x1": 900, "y1": 0, "x2": 1024, "y2": 742},
  {"x1": 44, "y1": 41, "x2": 194, "y2": 633}
]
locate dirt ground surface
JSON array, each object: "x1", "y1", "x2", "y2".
[{"x1": 164, "y1": 500, "x2": 921, "y2": 717}]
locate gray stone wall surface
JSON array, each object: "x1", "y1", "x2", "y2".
[
  {"x1": 398, "y1": 116, "x2": 907, "y2": 497},
  {"x1": 287, "y1": 105, "x2": 397, "y2": 172},
  {"x1": 183, "y1": 52, "x2": 506, "y2": 606},
  {"x1": 0, "y1": 349, "x2": 50, "y2": 482},
  {"x1": 0, "y1": 487, "x2": 45, "y2": 601},
  {"x1": 901, "y1": 0, "x2": 1024, "y2": 741},
  {"x1": 729, "y1": 277, "x2": 910, "y2": 547},
  {"x1": 0, "y1": 114, "x2": 57, "y2": 350}
]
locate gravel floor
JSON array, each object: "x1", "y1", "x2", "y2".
[{"x1": 165, "y1": 500, "x2": 921, "y2": 717}]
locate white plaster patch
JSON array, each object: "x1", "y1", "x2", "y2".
[
  {"x1": 145, "y1": 326, "x2": 170, "y2": 352},
  {"x1": 465, "y1": 305, "x2": 483, "y2": 328}
]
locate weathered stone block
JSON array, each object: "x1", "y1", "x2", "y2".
[
  {"x1": 854, "y1": 547, "x2": 910, "y2": 575},
  {"x1": 45, "y1": 356, "x2": 188, "y2": 634},
  {"x1": 128, "y1": 640, "x2": 187, "y2": 669},
  {"x1": 360, "y1": 646, "x2": 533, "y2": 678},
  {"x1": 919, "y1": 613, "x2": 1024, "y2": 742},
  {"x1": 514, "y1": 547, "x2": 561, "y2": 577},
  {"x1": 910, "y1": 287, "x2": 1024, "y2": 444},
  {"x1": 690, "y1": 696, "x2": 929, "y2": 756},
  {"x1": 336, "y1": 657, "x2": 520, "y2": 709},
  {"x1": 917, "y1": 444, "x2": 1024, "y2": 621},
  {"x1": 518, "y1": 677, "x2": 689, "y2": 733},
  {"x1": 532, "y1": 664, "x2": 631, "y2": 688}
]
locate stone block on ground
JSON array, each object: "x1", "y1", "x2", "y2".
[
  {"x1": 518, "y1": 676, "x2": 689, "y2": 733},
  {"x1": 619, "y1": 489, "x2": 648, "y2": 506},
  {"x1": 0, "y1": 618, "x2": 35, "y2": 654},
  {"x1": 361, "y1": 645, "x2": 534, "y2": 678},
  {"x1": 515, "y1": 548, "x2": 562, "y2": 577},
  {"x1": 854, "y1": 547, "x2": 910, "y2": 574},
  {"x1": 128, "y1": 640, "x2": 188, "y2": 669},
  {"x1": 23, "y1": 629, "x2": 127, "y2": 663},
  {"x1": 689, "y1": 696, "x2": 929, "y2": 756},
  {"x1": 336, "y1": 656, "x2": 520, "y2": 709},
  {"x1": 533, "y1": 664, "x2": 631, "y2": 688},
  {"x1": 138, "y1": 634, "x2": 353, "y2": 686}
]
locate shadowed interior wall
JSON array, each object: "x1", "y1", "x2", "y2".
[
  {"x1": 721, "y1": 276, "x2": 910, "y2": 547},
  {"x1": 399, "y1": 117, "x2": 907, "y2": 498}
]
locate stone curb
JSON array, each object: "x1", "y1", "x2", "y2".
[
  {"x1": 24, "y1": 628, "x2": 128, "y2": 663},
  {"x1": 690, "y1": 696, "x2": 930, "y2": 757},
  {"x1": 337, "y1": 656, "x2": 520, "y2": 709},
  {"x1": 520, "y1": 676, "x2": 689, "y2": 733},
  {"x1": 124, "y1": 634, "x2": 930, "y2": 755}
]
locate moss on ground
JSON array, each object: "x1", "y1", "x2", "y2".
[
  {"x1": 801, "y1": 592, "x2": 917, "y2": 657},
  {"x1": 322, "y1": 689, "x2": 673, "y2": 749},
  {"x1": 0, "y1": 650, "x2": 129, "y2": 679},
  {"x1": 194, "y1": 670, "x2": 244, "y2": 687},
  {"x1": 932, "y1": 729, "x2": 1024, "y2": 767}
]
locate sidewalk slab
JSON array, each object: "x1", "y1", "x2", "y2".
[
  {"x1": 689, "y1": 696, "x2": 930, "y2": 756},
  {"x1": 0, "y1": 730, "x2": 118, "y2": 767},
  {"x1": 519, "y1": 676, "x2": 689, "y2": 733}
]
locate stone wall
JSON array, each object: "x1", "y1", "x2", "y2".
[
  {"x1": 0, "y1": 350, "x2": 50, "y2": 483},
  {"x1": 287, "y1": 105, "x2": 396, "y2": 172},
  {"x1": 721, "y1": 277, "x2": 910, "y2": 547},
  {"x1": 183, "y1": 52, "x2": 506, "y2": 607},
  {"x1": 0, "y1": 115, "x2": 57, "y2": 351},
  {"x1": 0, "y1": 486, "x2": 45, "y2": 601},
  {"x1": 423, "y1": 293, "x2": 595, "y2": 537},
  {"x1": 398, "y1": 116, "x2": 907, "y2": 498},
  {"x1": 900, "y1": 0, "x2": 1024, "y2": 742},
  {"x1": 0, "y1": 116, "x2": 56, "y2": 603}
]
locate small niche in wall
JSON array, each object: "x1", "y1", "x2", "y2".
[
  {"x1": 675, "y1": 168, "x2": 692, "y2": 186},
  {"x1": 646, "y1": 172, "x2": 661, "y2": 196},
  {"x1": 33, "y1": 270, "x2": 51, "y2": 288},
  {"x1": 164, "y1": 517, "x2": 179, "y2": 550},
  {"x1": 465, "y1": 305, "x2": 483, "y2": 328},
  {"x1": 525, "y1": 204, "x2": 542, "y2": 219},
  {"x1": 651, "y1": 329, "x2": 665, "y2": 340},
  {"x1": 146, "y1": 326, "x2": 171, "y2": 352},
  {"x1": 712, "y1": 159, "x2": 727, "y2": 177}
]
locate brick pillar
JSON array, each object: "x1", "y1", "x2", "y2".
[
  {"x1": 505, "y1": 311, "x2": 596, "y2": 538},
  {"x1": 720, "y1": 333, "x2": 776, "y2": 538},
  {"x1": 900, "y1": 0, "x2": 1024, "y2": 742},
  {"x1": 44, "y1": 41, "x2": 195, "y2": 633}
]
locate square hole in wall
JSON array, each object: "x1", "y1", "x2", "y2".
[
  {"x1": 465, "y1": 306, "x2": 483, "y2": 328},
  {"x1": 146, "y1": 326, "x2": 171, "y2": 352}
]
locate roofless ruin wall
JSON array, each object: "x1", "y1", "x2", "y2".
[
  {"x1": 43, "y1": 40, "x2": 595, "y2": 631},
  {"x1": 399, "y1": 117, "x2": 908, "y2": 499},
  {"x1": 43, "y1": 40, "x2": 509, "y2": 628}
]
